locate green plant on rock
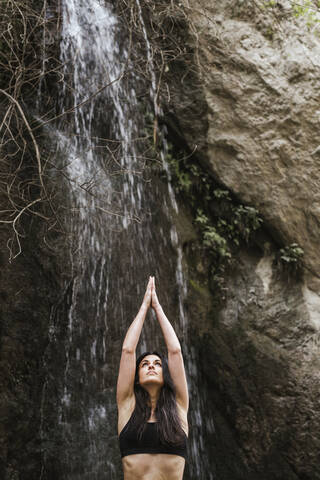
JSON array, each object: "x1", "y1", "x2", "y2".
[
  {"x1": 291, "y1": 0, "x2": 320, "y2": 30},
  {"x1": 259, "y1": 0, "x2": 320, "y2": 34},
  {"x1": 165, "y1": 147, "x2": 208, "y2": 199},
  {"x1": 292, "y1": 0, "x2": 313, "y2": 17},
  {"x1": 165, "y1": 145, "x2": 263, "y2": 245},
  {"x1": 162, "y1": 140, "x2": 264, "y2": 294},
  {"x1": 278, "y1": 243, "x2": 304, "y2": 269},
  {"x1": 195, "y1": 210, "x2": 231, "y2": 261},
  {"x1": 167, "y1": 153, "x2": 193, "y2": 194},
  {"x1": 262, "y1": 0, "x2": 277, "y2": 8},
  {"x1": 232, "y1": 205, "x2": 263, "y2": 243},
  {"x1": 213, "y1": 189, "x2": 231, "y2": 201}
]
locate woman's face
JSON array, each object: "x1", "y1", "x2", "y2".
[{"x1": 138, "y1": 354, "x2": 164, "y2": 388}]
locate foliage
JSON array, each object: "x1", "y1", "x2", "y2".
[
  {"x1": 278, "y1": 243, "x2": 304, "y2": 268},
  {"x1": 195, "y1": 210, "x2": 231, "y2": 260},
  {"x1": 163, "y1": 141, "x2": 263, "y2": 289},
  {"x1": 291, "y1": 0, "x2": 320, "y2": 29},
  {"x1": 260, "y1": 0, "x2": 320, "y2": 32},
  {"x1": 262, "y1": 0, "x2": 277, "y2": 7}
]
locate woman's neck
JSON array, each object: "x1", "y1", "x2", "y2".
[{"x1": 145, "y1": 385, "x2": 161, "y2": 413}]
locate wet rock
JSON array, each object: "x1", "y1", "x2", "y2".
[{"x1": 0, "y1": 215, "x2": 69, "y2": 478}]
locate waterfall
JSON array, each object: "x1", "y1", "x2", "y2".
[{"x1": 40, "y1": 0, "x2": 216, "y2": 478}]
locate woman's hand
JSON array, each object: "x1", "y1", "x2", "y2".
[
  {"x1": 142, "y1": 276, "x2": 153, "y2": 308},
  {"x1": 151, "y1": 277, "x2": 161, "y2": 310}
]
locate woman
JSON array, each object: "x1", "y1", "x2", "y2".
[{"x1": 117, "y1": 276, "x2": 189, "y2": 480}]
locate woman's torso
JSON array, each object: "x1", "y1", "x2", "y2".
[
  {"x1": 118, "y1": 400, "x2": 188, "y2": 480},
  {"x1": 122, "y1": 453, "x2": 185, "y2": 480}
]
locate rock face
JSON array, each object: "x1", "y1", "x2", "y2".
[
  {"x1": 190, "y1": 247, "x2": 320, "y2": 479},
  {"x1": 0, "y1": 219, "x2": 69, "y2": 479},
  {"x1": 152, "y1": 0, "x2": 320, "y2": 478},
  {"x1": 179, "y1": 0, "x2": 320, "y2": 281}
]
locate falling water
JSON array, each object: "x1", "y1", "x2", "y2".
[
  {"x1": 40, "y1": 0, "x2": 215, "y2": 478},
  {"x1": 134, "y1": 6, "x2": 216, "y2": 477}
]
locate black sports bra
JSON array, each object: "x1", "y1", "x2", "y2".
[{"x1": 119, "y1": 414, "x2": 187, "y2": 459}]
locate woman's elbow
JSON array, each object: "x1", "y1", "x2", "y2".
[
  {"x1": 168, "y1": 346, "x2": 182, "y2": 355},
  {"x1": 122, "y1": 345, "x2": 135, "y2": 355}
]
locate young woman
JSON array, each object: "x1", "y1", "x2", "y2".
[{"x1": 117, "y1": 276, "x2": 189, "y2": 480}]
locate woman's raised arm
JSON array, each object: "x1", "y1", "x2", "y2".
[
  {"x1": 116, "y1": 277, "x2": 152, "y2": 408},
  {"x1": 151, "y1": 278, "x2": 189, "y2": 412}
]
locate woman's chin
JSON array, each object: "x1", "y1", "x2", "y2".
[{"x1": 141, "y1": 378, "x2": 164, "y2": 388}]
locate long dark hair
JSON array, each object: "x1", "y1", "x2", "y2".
[{"x1": 130, "y1": 351, "x2": 186, "y2": 445}]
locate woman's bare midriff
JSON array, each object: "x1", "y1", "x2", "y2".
[{"x1": 122, "y1": 453, "x2": 185, "y2": 480}]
